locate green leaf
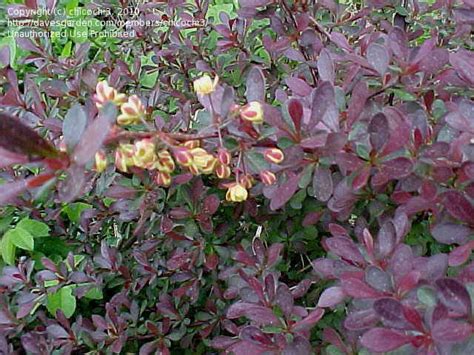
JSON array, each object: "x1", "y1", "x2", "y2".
[
  {"x1": 5, "y1": 228, "x2": 34, "y2": 251},
  {"x1": 245, "y1": 151, "x2": 270, "y2": 173},
  {"x1": 417, "y1": 286, "x2": 437, "y2": 307},
  {"x1": 0, "y1": 235, "x2": 16, "y2": 265},
  {"x1": 84, "y1": 286, "x2": 103, "y2": 300},
  {"x1": 60, "y1": 41, "x2": 72, "y2": 58},
  {"x1": 62, "y1": 202, "x2": 92, "y2": 224},
  {"x1": 17, "y1": 218, "x2": 50, "y2": 237},
  {"x1": 389, "y1": 88, "x2": 417, "y2": 101},
  {"x1": 47, "y1": 286, "x2": 77, "y2": 318}
]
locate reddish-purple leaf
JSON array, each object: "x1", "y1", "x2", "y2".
[
  {"x1": 313, "y1": 166, "x2": 333, "y2": 201},
  {"x1": 245, "y1": 66, "x2": 266, "y2": 103},
  {"x1": 344, "y1": 309, "x2": 379, "y2": 330},
  {"x1": 317, "y1": 48, "x2": 335, "y2": 83},
  {"x1": 431, "y1": 223, "x2": 472, "y2": 245},
  {"x1": 439, "y1": 191, "x2": 474, "y2": 225},
  {"x1": 0, "y1": 113, "x2": 58, "y2": 158},
  {"x1": 285, "y1": 76, "x2": 312, "y2": 96},
  {"x1": 287, "y1": 99, "x2": 303, "y2": 132},
  {"x1": 317, "y1": 286, "x2": 345, "y2": 308},
  {"x1": 72, "y1": 103, "x2": 116, "y2": 166},
  {"x1": 435, "y1": 278, "x2": 471, "y2": 316},
  {"x1": 431, "y1": 319, "x2": 472, "y2": 343},
  {"x1": 292, "y1": 308, "x2": 324, "y2": 331},
  {"x1": 227, "y1": 302, "x2": 280, "y2": 326},
  {"x1": 449, "y1": 49, "x2": 474, "y2": 85},
  {"x1": 341, "y1": 277, "x2": 382, "y2": 299},
  {"x1": 326, "y1": 237, "x2": 366, "y2": 265},
  {"x1": 380, "y1": 157, "x2": 413, "y2": 179},
  {"x1": 270, "y1": 173, "x2": 300, "y2": 210},
  {"x1": 449, "y1": 241, "x2": 474, "y2": 266},
  {"x1": 367, "y1": 43, "x2": 390, "y2": 76},
  {"x1": 368, "y1": 113, "x2": 390, "y2": 151},
  {"x1": 361, "y1": 328, "x2": 412, "y2": 352},
  {"x1": 373, "y1": 298, "x2": 408, "y2": 328},
  {"x1": 266, "y1": 243, "x2": 283, "y2": 267}
]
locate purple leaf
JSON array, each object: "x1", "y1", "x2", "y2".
[
  {"x1": 344, "y1": 309, "x2": 379, "y2": 330},
  {"x1": 63, "y1": 104, "x2": 88, "y2": 151},
  {"x1": 373, "y1": 298, "x2": 408, "y2": 328},
  {"x1": 360, "y1": 328, "x2": 411, "y2": 352},
  {"x1": 245, "y1": 66, "x2": 266, "y2": 103},
  {"x1": 431, "y1": 319, "x2": 472, "y2": 343},
  {"x1": 380, "y1": 157, "x2": 413, "y2": 179},
  {"x1": 341, "y1": 277, "x2": 382, "y2": 299},
  {"x1": 227, "y1": 302, "x2": 280, "y2": 326},
  {"x1": 0, "y1": 179, "x2": 27, "y2": 206},
  {"x1": 317, "y1": 286, "x2": 345, "y2": 308},
  {"x1": 449, "y1": 49, "x2": 474, "y2": 85},
  {"x1": 439, "y1": 191, "x2": 474, "y2": 225},
  {"x1": 0, "y1": 113, "x2": 58, "y2": 158},
  {"x1": 326, "y1": 237, "x2": 366, "y2": 265},
  {"x1": 270, "y1": 173, "x2": 300, "y2": 210},
  {"x1": 367, "y1": 43, "x2": 390, "y2": 76},
  {"x1": 292, "y1": 308, "x2": 324, "y2": 331},
  {"x1": 287, "y1": 99, "x2": 303, "y2": 132},
  {"x1": 431, "y1": 223, "x2": 472, "y2": 245},
  {"x1": 309, "y1": 81, "x2": 337, "y2": 131},
  {"x1": 285, "y1": 76, "x2": 312, "y2": 96},
  {"x1": 317, "y1": 48, "x2": 335, "y2": 83},
  {"x1": 72, "y1": 103, "x2": 117, "y2": 166},
  {"x1": 435, "y1": 278, "x2": 471, "y2": 316},
  {"x1": 313, "y1": 166, "x2": 333, "y2": 201},
  {"x1": 368, "y1": 113, "x2": 390, "y2": 151}
]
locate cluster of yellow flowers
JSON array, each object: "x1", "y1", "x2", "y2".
[
  {"x1": 94, "y1": 81, "x2": 146, "y2": 126},
  {"x1": 193, "y1": 74, "x2": 264, "y2": 124},
  {"x1": 93, "y1": 77, "x2": 285, "y2": 203}
]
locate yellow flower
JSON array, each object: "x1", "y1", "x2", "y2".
[
  {"x1": 154, "y1": 149, "x2": 175, "y2": 173},
  {"x1": 193, "y1": 74, "x2": 218, "y2": 95},
  {"x1": 226, "y1": 183, "x2": 248, "y2": 202},
  {"x1": 155, "y1": 171, "x2": 172, "y2": 187},
  {"x1": 117, "y1": 95, "x2": 145, "y2": 125},
  {"x1": 94, "y1": 81, "x2": 127, "y2": 109},
  {"x1": 133, "y1": 139, "x2": 157, "y2": 169},
  {"x1": 240, "y1": 101, "x2": 264, "y2": 124},
  {"x1": 94, "y1": 151, "x2": 107, "y2": 173},
  {"x1": 215, "y1": 163, "x2": 231, "y2": 179},
  {"x1": 115, "y1": 144, "x2": 135, "y2": 172},
  {"x1": 190, "y1": 148, "x2": 217, "y2": 174}
]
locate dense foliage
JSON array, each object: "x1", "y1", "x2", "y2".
[{"x1": 0, "y1": 0, "x2": 474, "y2": 353}]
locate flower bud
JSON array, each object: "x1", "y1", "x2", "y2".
[
  {"x1": 193, "y1": 74, "x2": 219, "y2": 95},
  {"x1": 94, "y1": 150, "x2": 107, "y2": 173},
  {"x1": 240, "y1": 101, "x2": 264, "y2": 124},
  {"x1": 183, "y1": 140, "x2": 200, "y2": 149},
  {"x1": 215, "y1": 163, "x2": 231, "y2": 179},
  {"x1": 154, "y1": 149, "x2": 175, "y2": 173},
  {"x1": 226, "y1": 183, "x2": 248, "y2": 202},
  {"x1": 188, "y1": 163, "x2": 200, "y2": 175},
  {"x1": 94, "y1": 81, "x2": 127, "y2": 109},
  {"x1": 191, "y1": 148, "x2": 217, "y2": 174},
  {"x1": 173, "y1": 147, "x2": 194, "y2": 167},
  {"x1": 238, "y1": 174, "x2": 254, "y2": 189},
  {"x1": 259, "y1": 170, "x2": 276, "y2": 186},
  {"x1": 155, "y1": 171, "x2": 171, "y2": 187},
  {"x1": 117, "y1": 95, "x2": 145, "y2": 125},
  {"x1": 115, "y1": 144, "x2": 135, "y2": 172},
  {"x1": 217, "y1": 148, "x2": 231, "y2": 165},
  {"x1": 133, "y1": 139, "x2": 157, "y2": 169},
  {"x1": 263, "y1": 148, "x2": 284, "y2": 164}
]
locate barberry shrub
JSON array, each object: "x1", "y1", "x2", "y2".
[{"x1": 0, "y1": 0, "x2": 473, "y2": 353}]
